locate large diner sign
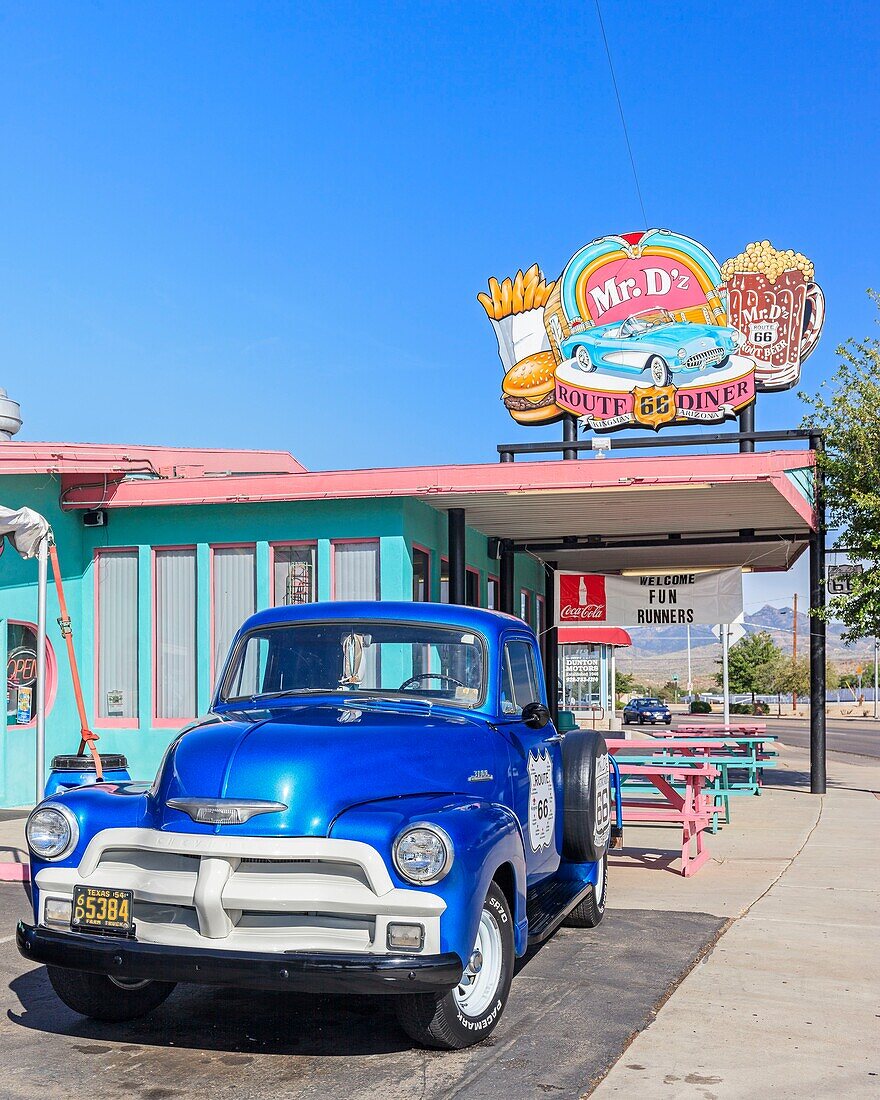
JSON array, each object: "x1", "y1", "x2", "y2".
[
  {"x1": 478, "y1": 229, "x2": 824, "y2": 432},
  {"x1": 554, "y1": 568, "x2": 743, "y2": 628}
]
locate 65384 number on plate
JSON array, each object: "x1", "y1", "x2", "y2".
[{"x1": 71, "y1": 886, "x2": 134, "y2": 935}]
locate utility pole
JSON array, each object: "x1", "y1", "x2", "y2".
[
  {"x1": 792, "y1": 592, "x2": 798, "y2": 715},
  {"x1": 686, "y1": 624, "x2": 693, "y2": 697}
]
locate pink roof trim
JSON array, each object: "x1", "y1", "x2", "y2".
[
  {"x1": 56, "y1": 448, "x2": 816, "y2": 527},
  {"x1": 0, "y1": 441, "x2": 305, "y2": 477}
]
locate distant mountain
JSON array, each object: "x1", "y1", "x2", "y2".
[{"x1": 627, "y1": 604, "x2": 873, "y2": 663}]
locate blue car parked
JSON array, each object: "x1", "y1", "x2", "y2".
[
  {"x1": 560, "y1": 308, "x2": 745, "y2": 387},
  {"x1": 623, "y1": 697, "x2": 672, "y2": 725},
  {"x1": 19, "y1": 602, "x2": 621, "y2": 1050}
]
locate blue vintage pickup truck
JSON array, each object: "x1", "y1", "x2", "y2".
[{"x1": 18, "y1": 602, "x2": 619, "y2": 1049}]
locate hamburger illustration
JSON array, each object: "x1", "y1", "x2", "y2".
[
  {"x1": 501, "y1": 351, "x2": 560, "y2": 425},
  {"x1": 477, "y1": 265, "x2": 562, "y2": 425}
]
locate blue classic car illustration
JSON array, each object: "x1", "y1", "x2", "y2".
[
  {"x1": 18, "y1": 602, "x2": 621, "y2": 1050},
  {"x1": 560, "y1": 308, "x2": 745, "y2": 387}
]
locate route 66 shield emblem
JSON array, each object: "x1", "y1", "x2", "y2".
[
  {"x1": 632, "y1": 385, "x2": 677, "y2": 430},
  {"x1": 527, "y1": 749, "x2": 556, "y2": 852}
]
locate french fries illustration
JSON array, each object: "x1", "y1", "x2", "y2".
[{"x1": 477, "y1": 265, "x2": 556, "y2": 320}]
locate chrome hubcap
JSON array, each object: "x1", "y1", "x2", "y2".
[{"x1": 454, "y1": 909, "x2": 503, "y2": 1017}]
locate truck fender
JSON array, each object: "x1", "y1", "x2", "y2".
[{"x1": 330, "y1": 795, "x2": 529, "y2": 961}]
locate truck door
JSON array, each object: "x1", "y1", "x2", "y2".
[{"x1": 500, "y1": 636, "x2": 563, "y2": 882}]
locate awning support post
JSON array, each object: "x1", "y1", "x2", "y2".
[
  {"x1": 447, "y1": 508, "x2": 466, "y2": 606},
  {"x1": 809, "y1": 432, "x2": 826, "y2": 794},
  {"x1": 35, "y1": 534, "x2": 48, "y2": 803},
  {"x1": 499, "y1": 541, "x2": 515, "y2": 615},
  {"x1": 544, "y1": 562, "x2": 558, "y2": 728}
]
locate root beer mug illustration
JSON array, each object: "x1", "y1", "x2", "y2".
[{"x1": 722, "y1": 242, "x2": 824, "y2": 391}]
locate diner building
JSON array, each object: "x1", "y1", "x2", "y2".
[{"x1": 0, "y1": 436, "x2": 819, "y2": 808}]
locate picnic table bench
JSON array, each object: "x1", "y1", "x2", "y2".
[
  {"x1": 606, "y1": 739, "x2": 719, "y2": 876},
  {"x1": 611, "y1": 734, "x2": 777, "y2": 830}
]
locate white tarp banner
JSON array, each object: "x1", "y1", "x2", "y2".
[
  {"x1": 0, "y1": 505, "x2": 50, "y2": 559},
  {"x1": 555, "y1": 567, "x2": 743, "y2": 628}
]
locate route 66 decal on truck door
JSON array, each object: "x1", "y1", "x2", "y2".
[{"x1": 528, "y1": 748, "x2": 556, "y2": 851}]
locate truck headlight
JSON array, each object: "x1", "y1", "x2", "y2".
[
  {"x1": 26, "y1": 804, "x2": 78, "y2": 861},
  {"x1": 393, "y1": 824, "x2": 454, "y2": 885}
]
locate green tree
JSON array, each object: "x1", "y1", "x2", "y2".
[
  {"x1": 771, "y1": 656, "x2": 811, "y2": 703},
  {"x1": 715, "y1": 631, "x2": 782, "y2": 702},
  {"x1": 801, "y1": 292, "x2": 880, "y2": 642}
]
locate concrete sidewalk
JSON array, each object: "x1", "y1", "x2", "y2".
[{"x1": 596, "y1": 742, "x2": 880, "y2": 1098}]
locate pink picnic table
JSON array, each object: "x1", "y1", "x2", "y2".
[{"x1": 606, "y1": 738, "x2": 719, "y2": 876}]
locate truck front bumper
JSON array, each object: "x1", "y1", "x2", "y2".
[{"x1": 17, "y1": 922, "x2": 464, "y2": 995}]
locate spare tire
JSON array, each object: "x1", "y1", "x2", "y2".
[{"x1": 561, "y1": 730, "x2": 611, "y2": 863}]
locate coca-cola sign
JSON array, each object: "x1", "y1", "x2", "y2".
[{"x1": 558, "y1": 572, "x2": 607, "y2": 623}]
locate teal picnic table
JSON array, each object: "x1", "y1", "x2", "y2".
[{"x1": 656, "y1": 724, "x2": 778, "y2": 793}]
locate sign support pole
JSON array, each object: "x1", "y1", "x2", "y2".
[
  {"x1": 809, "y1": 432, "x2": 827, "y2": 794},
  {"x1": 721, "y1": 624, "x2": 730, "y2": 726},
  {"x1": 447, "y1": 508, "x2": 466, "y2": 606},
  {"x1": 35, "y1": 534, "x2": 48, "y2": 804},
  {"x1": 874, "y1": 640, "x2": 878, "y2": 721}
]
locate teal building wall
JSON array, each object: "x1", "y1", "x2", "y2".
[{"x1": 1, "y1": 476, "x2": 545, "y2": 808}]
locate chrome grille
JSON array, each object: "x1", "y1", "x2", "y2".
[{"x1": 684, "y1": 347, "x2": 724, "y2": 369}]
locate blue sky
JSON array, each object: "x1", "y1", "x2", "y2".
[{"x1": 1, "y1": 0, "x2": 877, "y2": 609}]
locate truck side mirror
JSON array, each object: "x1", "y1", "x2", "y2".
[{"x1": 522, "y1": 702, "x2": 550, "y2": 730}]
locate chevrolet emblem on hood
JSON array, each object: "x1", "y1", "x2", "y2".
[{"x1": 166, "y1": 798, "x2": 288, "y2": 825}]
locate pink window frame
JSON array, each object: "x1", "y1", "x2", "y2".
[
  {"x1": 487, "y1": 574, "x2": 500, "y2": 611},
  {"x1": 152, "y1": 545, "x2": 199, "y2": 728},
  {"x1": 411, "y1": 543, "x2": 432, "y2": 602},
  {"x1": 330, "y1": 538, "x2": 381, "y2": 600},
  {"x1": 93, "y1": 546, "x2": 140, "y2": 729},
  {"x1": 520, "y1": 588, "x2": 532, "y2": 626},
  {"x1": 6, "y1": 619, "x2": 57, "y2": 730},
  {"x1": 209, "y1": 543, "x2": 257, "y2": 688},
  {"x1": 269, "y1": 540, "x2": 319, "y2": 607}
]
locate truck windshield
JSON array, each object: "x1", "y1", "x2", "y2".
[{"x1": 219, "y1": 620, "x2": 486, "y2": 708}]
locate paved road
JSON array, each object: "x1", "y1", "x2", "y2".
[
  {"x1": 0, "y1": 883, "x2": 724, "y2": 1100},
  {"x1": 667, "y1": 714, "x2": 880, "y2": 759}
]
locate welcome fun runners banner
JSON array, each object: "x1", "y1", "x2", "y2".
[{"x1": 554, "y1": 568, "x2": 743, "y2": 628}]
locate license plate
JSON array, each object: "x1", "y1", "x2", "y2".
[{"x1": 71, "y1": 886, "x2": 134, "y2": 935}]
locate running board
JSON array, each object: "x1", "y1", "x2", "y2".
[{"x1": 526, "y1": 875, "x2": 592, "y2": 946}]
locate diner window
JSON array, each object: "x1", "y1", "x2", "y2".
[
  {"x1": 439, "y1": 558, "x2": 449, "y2": 604},
  {"x1": 412, "y1": 547, "x2": 430, "y2": 602},
  {"x1": 154, "y1": 548, "x2": 198, "y2": 720},
  {"x1": 466, "y1": 568, "x2": 480, "y2": 608},
  {"x1": 520, "y1": 589, "x2": 531, "y2": 626},
  {"x1": 487, "y1": 576, "x2": 499, "y2": 611},
  {"x1": 536, "y1": 595, "x2": 546, "y2": 640},
  {"x1": 6, "y1": 621, "x2": 57, "y2": 726},
  {"x1": 96, "y1": 550, "x2": 139, "y2": 721},
  {"x1": 213, "y1": 546, "x2": 256, "y2": 679},
  {"x1": 273, "y1": 544, "x2": 317, "y2": 606},
  {"x1": 333, "y1": 541, "x2": 380, "y2": 601}
]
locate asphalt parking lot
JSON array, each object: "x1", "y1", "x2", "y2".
[{"x1": 0, "y1": 882, "x2": 724, "y2": 1100}]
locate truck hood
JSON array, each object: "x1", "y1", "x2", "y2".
[{"x1": 150, "y1": 703, "x2": 504, "y2": 836}]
